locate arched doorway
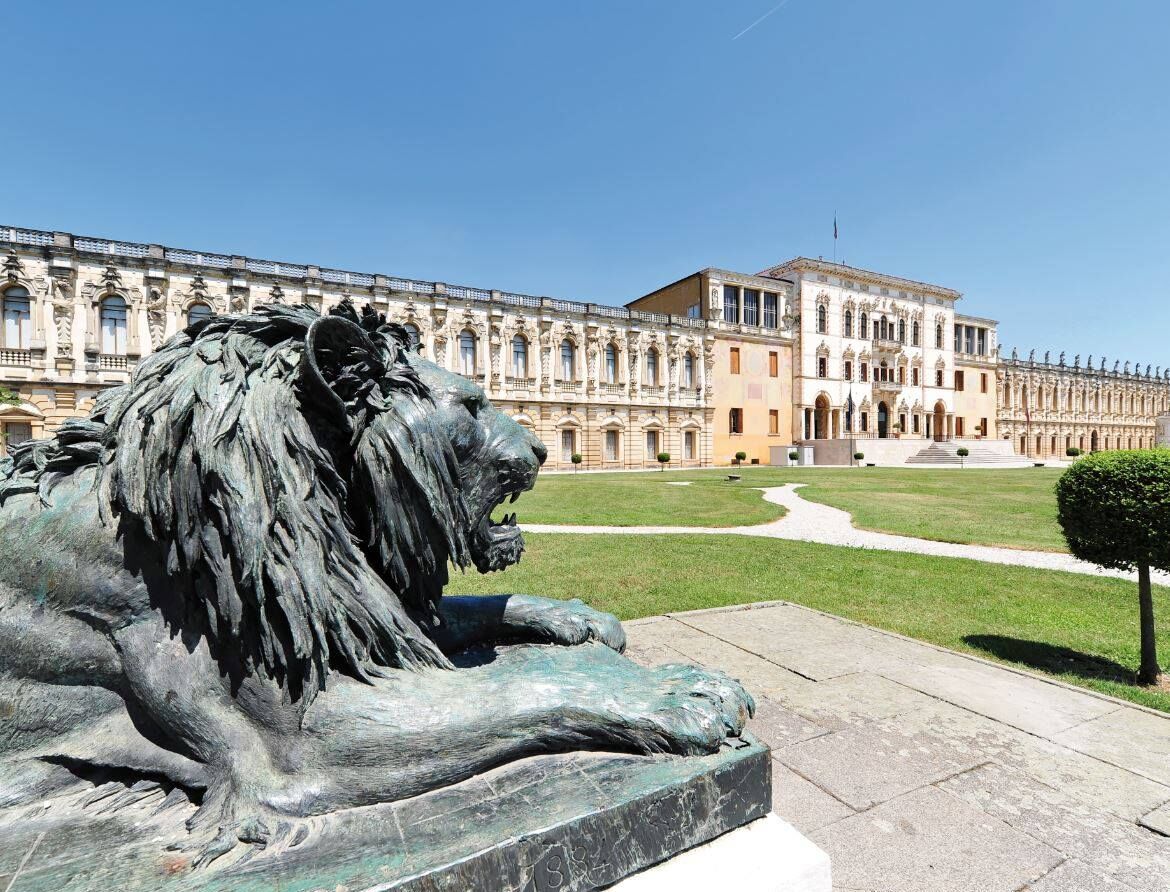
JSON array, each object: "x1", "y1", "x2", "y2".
[
  {"x1": 814, "y1": 394, "x2": 830, "y2": 440},
  {"x1": 1090, "y1": 430, "x2": 1099, "y2": 452},
  {"x1": 933, "y1": 401, "x2": 946, "y2": 442},
  {"x1": 877, "y1": 401, "x2": 890, "y2": 439}
]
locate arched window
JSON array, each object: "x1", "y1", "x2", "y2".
[
  {"x1": 560, "y1": 339, "x2": 575, "y2": 381},
  {"x1": 879, "y1": 359, "x2": 889, "y2": 382},
  {"x1": 645, "y1": 347, "x2": 658, "y2": 385},
  {"x1": 935, "y1": 323, "x2": 943, "y2": 349},
  {"x1": 912, "y1": 320, "x2": 920, "y2": 346},
  {"x1": 859, "y1": 312, "x2": 868, "y2": 339},
  {"x1": 683, "y1": 351, "x2": 695, "y2": 388},
  {"x1": 844, "y1": 310, "x2": 853, "y2": 338},
  {"x1": 186, "y1": 302, "x2": 213, "y2": 326},
  {"x1": 402, "y1": 323, "x2": 421, "y2": 351},
  {"x1": 816, "y1": 304, "x2": 827, "y2": 333},
  {"x1": 897, "y1": 319, "x2": 906, "y2": 343},
  {"x1": 1, "y1": 286, "x2": 32, "y2": 349},
  {"x1": 100, "y1": 296, "x2": 128, "y2": 355},
  {"x1": 458, "y1": 330, "x2": 477, "y2": 376},
  {"x1": 605, "y1": 344, "x2": 617, "y2": 383},
  {"x1": 512, "y1": 334, "x2": 528, "y2": 378}
]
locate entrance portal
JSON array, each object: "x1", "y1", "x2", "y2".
[
  {"x1": 877, "y1": 401, "x2": 889, "y2": 439},
  {"x1": 814, "y1": 394, "x2": 830, "y2": 440},
  {"x1": 933, "y1": 401, "x2": 947, "y2": 442}
]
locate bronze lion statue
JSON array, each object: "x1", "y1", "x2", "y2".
[{"x1": 0, "y1": 301, "x2": 752, "y2": 866}]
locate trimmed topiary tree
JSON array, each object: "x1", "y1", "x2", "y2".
[
  {"x1": 734, "y1": 450, "x2": 747, "y2": 466},
  {"x1": 853, "y1": 451, "x2": 864, "y2": 464},
  {"x1": 788, "y1": 450, "x2": 799, "y2": 465},
  {"x1": 956, "y1": 446, "x2": 969, "y2": 468},
  {"x1": 571, "y1": 452, "x2": 582, "y2": 473},
  {"x1": 1055, "y1": 449, "x2": 1170, "y2": 685},
  {"x1": 1066, "y1": 447, "x2": 1082, "y2": 458},
  {"x1": 657, "y1": 451, "x2": 670, "y2": 471}
]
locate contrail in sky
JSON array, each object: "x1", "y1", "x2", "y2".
[{"x1": 732, "y1": 0, "x2": 795, "y2": 40}]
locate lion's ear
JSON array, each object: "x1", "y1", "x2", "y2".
[{"x1": 302, "y1": 314, "x2": 387, "y2": 429}]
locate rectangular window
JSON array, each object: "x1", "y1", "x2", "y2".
[
  {"x1": 844, "y1": 360, "x2": 852, "y2": 381},
  {"x1": 722, "y1": 285, "x2": 739, "y2": 323},
  {"x1": 977, "y1": 328, "x2": 987, "y2": 355},
  {"x1": 730, "y1": 347, "x2": 740, "y2": 374},
  {"x1": 965, "y1": 327, "x2": 976, "y2": 355},
  {"x1": 742, "y1": 289, "x2": 759, "y2": 326},
  {"x1": 954, "y1": 328, "x2": 961, "y2": 352},
  {"x1": 913, "y1": 414, "x2": 920, "y2": 433},
  {"x1": 956, "y1": 417, "x2": 965, "y2": 437},
  {"x1": 980, "y1": 372, "x2": 988, "y2": 393},
  {"x1": 860, "y1": 412, "x2": 869, "y2": 432},
  {"x1": 769, "y1": 409, "x2": 779, "y2": 434},
  {"x1": 898, "y1": 366, "x2": 905, "y2": 384},
  {"x1": 687, "y1": 303, "x2": 700, "y2": 319},
  {"x1": 769, "y1": 351, "x2": 778, "y2": 377},
  {"x1": 604, "y1": 430, "x2": 618, "y2": 461},
  {"x1": 980, "y1": 417, "x2": 988, "y2": 435},
  {"x1": 936, "y1": 369, "x2": 944, "y2": 387},
  {"x1": 860, "y1": 362, "x2": 868, "y2": 382},
  {"x1": 560, "y1": 429, "x2": 575, "y2": 462},
  {"x1": 684, "y1": 430, "x2": 695, "y2": 460},
  {"x1": 817, "y1": 357, "x2": 827, "y2": 378},
  {"x1": 955, "y1": 371, "x2": 965, "y2": 391},
  {"x1": 3, "y1": 421, "x2": 32, "y2": 447},
  {"x1": 763, "y1": 292, "x2": 778, "y2": 328},
  {"x1": 912, "y1": 367, "x2": 920, "y2": 386},
  {"x1": 645, "y1": 430, "x2": 659, "y2": 457},
  {"x1": 729, "y1": 408, "x2": 743, "y2": 434}
]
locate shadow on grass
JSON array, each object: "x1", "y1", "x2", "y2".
[{"x1": 962, "y1": 634, "x2": 1137, "y2": 684}]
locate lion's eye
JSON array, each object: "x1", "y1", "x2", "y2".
[{"x1": 462, "y1": 395, "x2": 481, "y2": 418}]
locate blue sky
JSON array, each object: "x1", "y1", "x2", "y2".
[{"x1": 5, "y1": 1, "x2": 1169, "y2": 363}]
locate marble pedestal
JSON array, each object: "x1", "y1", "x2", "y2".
[{"x1": 0, "y1": 735, "x2": 774, "y2": 891}]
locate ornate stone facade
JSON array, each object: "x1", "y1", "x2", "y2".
[
  {"x1": 998, "y1": 351, "x2": 1170, "y2": 458},
  {"x1": 0, "y1": 227, "x2": 714, "y2": 467}
]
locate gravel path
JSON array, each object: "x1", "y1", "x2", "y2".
[{"x1": 523, "y1": 483, "x2": 1170, "y2": 585}]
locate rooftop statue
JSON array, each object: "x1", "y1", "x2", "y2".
[{"x1": 0, "y1": 302, "x2": 753, "y2": 870}]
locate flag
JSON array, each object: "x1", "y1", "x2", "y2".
[{"x1": 834, "y1": 216, "x2": 838, "y2": 240}]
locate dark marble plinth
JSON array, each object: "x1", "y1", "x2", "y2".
[{"x1": 0, "y1": 735, "x2": 770, "y2": 892}]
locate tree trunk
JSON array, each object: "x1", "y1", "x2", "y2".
[{"x1": 1138, "y1": 563, "x2": 1160, "y2": 685}]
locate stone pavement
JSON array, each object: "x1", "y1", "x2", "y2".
[
  {"x1": 625, "y1": 601, "x2": 1170, "y2": 892},
  {"x1": 525, "y1": 483, "x2": 1170, "y2": 586}
]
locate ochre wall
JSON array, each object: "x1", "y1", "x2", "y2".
[{"x1": 712, "y1": 338, "x2": 793, "y2": 464}]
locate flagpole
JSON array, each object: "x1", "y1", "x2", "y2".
[{"x1": 833, "y1": 213, "x2": 838, "y2": 264}]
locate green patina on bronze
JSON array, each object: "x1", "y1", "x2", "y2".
[{"x1": 0, "y1": 301, "x2": 756, "y2": 884}]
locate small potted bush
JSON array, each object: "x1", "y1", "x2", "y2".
[
  {"x1": 853, "y1": 451, "x2": 865, "y2": 465},
  {"x1": 734, "y1": 450, "x2": 747, "y2": 466},
  {"x1": 657, "y1": 451, "x2": 670, "y2": 471},
  {"x1": 1066, "y1": 447, "x2": 1082, "y2": 459},
  {"x1": 957, "y1": 446, "x2": 969, "y2": 468},
  {"x1": 892, "y1": 422, "x2": 902, "y2": 439},
  {"x1": 571, "y1": 452, "x2": 582, "y2": 473},
  {"x1": 788, "y1": 449, "x2": 799, "y2": 466}
]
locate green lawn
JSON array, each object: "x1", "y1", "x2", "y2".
[
  {"x1": 455, "y1": 533, "x2": 1170, "y2": 713},
  {"x1": 515, "y1": 466, "x2": 1067, "y2": 552}
]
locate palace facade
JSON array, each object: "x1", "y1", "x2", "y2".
[
  {"x1": 0, "y1": 226, "x2": 714, "y2": 469},
  {"x1": 998, "y1": 351, "x2": 1170, "y2": 459},
  {"x1": 3, "y1": 224, "x2": 1169, "y2": 466}
]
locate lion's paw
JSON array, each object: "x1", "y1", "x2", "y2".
[
  {"x1": 619, "y1": 663, "x2": 755, "y2": 756},
  {"x1": 530, "y1": 598, "x2": 626, "y2": 653},
  {"x1": 178, "y1": 789, "x2": 312, "y2": 868}
]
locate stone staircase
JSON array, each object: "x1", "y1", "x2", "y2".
[{"x1": 904, "y1": 441, "x2": 1024, "y2": 466}]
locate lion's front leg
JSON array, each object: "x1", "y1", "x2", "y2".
[{"x1": 436, "y1": 594, "x2": 626, "y2": 653}]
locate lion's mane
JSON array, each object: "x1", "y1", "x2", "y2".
[{"x1": 1, "y1": 302, "x2": 474, "y2": 702}]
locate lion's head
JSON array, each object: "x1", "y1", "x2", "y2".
[{"x1": 59, "y1": 300, "x2": 545, "y2": 702}]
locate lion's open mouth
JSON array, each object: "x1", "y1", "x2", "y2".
[{"x1": 470, "y1": 485, "x2": 529, "y2": 573}]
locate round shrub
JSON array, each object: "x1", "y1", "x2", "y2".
[
  {"x1": 788, "y1": 450, "x2": 799, "y2": 461},
  {"x1": 734, "y1": 451, "x2": 747, "y2": 465},
  {"x1": 570, "y1": 453, "x2": 582, "y2": 472},
  {"x1": 1066, "y1": 447, "x2": 1082, "y2": 458},
  {"x1": 657, "y1": 451, "x2": 670, "y2": 470},
  {"x1": 853, "y1": 452, "x2": 865, "y2": 461},
  {"x1": 1055, "y1": 449, "x2": 1170, "y2": 684}
]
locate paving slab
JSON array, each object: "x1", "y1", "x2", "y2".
[
  {"x1": 811, "y1": 785, "x2": 1062, "y2": 892},
  {"x1": 770, "y1": 760, "x2": 855, "y2": 834},
  {"x1": 776, "y1": 712, "x2": 981, "y2": 810},
  {"x1": 900, "y1": 700, "x2": 1170, "y2": 822},
  {"x1": 747, "y1": 695, "x2": 829, "y2": 750},
  {"x1": 1053, "y1": 707, "x2": 1170, "y2": 786},
  {"x1": 940, "y1": 763, "x2": 1170, "y2": 891},
  {"x1": 770, "y1": 671, "x2": 939, "y2": 731},
  {"x1": 1023, "y1": 858, "x2": 1139, "y2": 891},
  {"x1": 1139, "y1": 801, "x2": 1170, "y2": 836}
]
